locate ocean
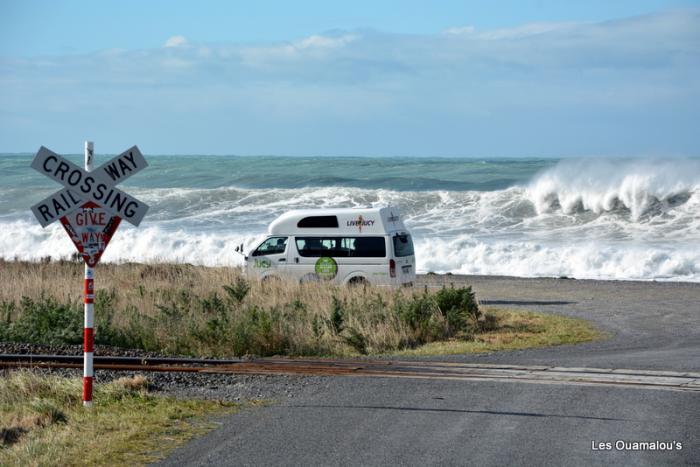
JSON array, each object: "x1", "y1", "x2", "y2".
[{"x1": 1, "y1": 154, "x2": 698, "y2": 282}]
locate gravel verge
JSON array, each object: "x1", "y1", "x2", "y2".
[{"x1": 0, "y1": 342, "x2": 328, "y2": 403}]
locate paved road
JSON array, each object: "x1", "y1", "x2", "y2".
[
  {"x1": 160, "y1": 277, "x2": 700, "y2": 466},
  {"x1": 420, "y1": 276, "x2": 700, "y2": 372}
]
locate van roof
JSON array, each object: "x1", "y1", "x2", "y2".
[{"x1": 268, "y1": 206, "x2": 408, "y2": 236}]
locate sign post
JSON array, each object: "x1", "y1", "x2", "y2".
[
  {"x1": 83, "y1": 141, "x2": 95, "y2": 406},
  {"x1": 30, "y1": 141, "x2": 149, "y2": 407}
]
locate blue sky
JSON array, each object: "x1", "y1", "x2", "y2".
[{"x1": 1, "y1": 1, "x2": 699, "y2": 156}]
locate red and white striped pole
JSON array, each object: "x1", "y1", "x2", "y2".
[{"x1": 83, "y1": 141, "x2": 95, "y2": 407}]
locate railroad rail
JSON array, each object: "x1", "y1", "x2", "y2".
[{"x1": 1, "y1": 354, "x2": 699, "y2": 393}]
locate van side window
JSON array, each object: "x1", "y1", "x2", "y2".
[
  {"x1": 297, "y1": 216, "x2": 339, "y2": 228},
  {"x1": 296, "y1": 237, "x2": 386, "y2": 258},
  {"x1": 392, "y1": 234, "x2": 414, "y2": 257},
  {"x1": 252, "y1": 237, "x2": 288, "y2": 256}
]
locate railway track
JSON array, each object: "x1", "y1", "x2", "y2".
[{"x1": 1, "y1": 354, "x2": 699, "y2": 393}]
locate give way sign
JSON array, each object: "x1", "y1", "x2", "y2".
[{"x1": 59, "y1": 202, "x2": 122, "y2": 267}]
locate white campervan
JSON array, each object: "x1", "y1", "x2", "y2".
[{"x1": 240, "y1": 207, "x2": 416, "y2": 286}]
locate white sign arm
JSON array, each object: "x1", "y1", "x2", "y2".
[
  {"x1": 30, "y1": 146, "x2": 150, "y2": 226},
  {"x1": 95, "y1": 146, "x2": 148, "y2": 185}
]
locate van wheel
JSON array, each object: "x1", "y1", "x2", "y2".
[
  {"x1": 300, "y1": 273, "x2": 320, "y2": 284},
  {"x1": 348, "y1": 276, "x2": 369, "y2": 287}
]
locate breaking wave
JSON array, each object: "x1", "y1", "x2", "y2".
[
  {"x1": 1, "y1": 156, "x2": 698, "y2": 281},
  {"x1": 527, "y1": 158, "x2": 700, "y2": 219}
]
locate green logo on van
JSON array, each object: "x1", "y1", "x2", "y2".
[
  {"x1": 315, "y1": 257, "x2": 337, "y2": 280},
  {"x1": 254, "y1": 258, "x2": 272, "y2": 269}
]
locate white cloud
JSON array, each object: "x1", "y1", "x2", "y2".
[
  {"x1": 236, "y1": 33, "x2": 358, "y2": 68},
  {"x1": 4, "y1": 10, "x2": 698, "y2": 87},
  {"x1": 295, "y1": 34, "x2": 357, "y2": 49},
  {"x1": 1, "y1": 9, "x2": 699, "y2": 155},
  {"x1": 476, "y1": 21, "x2": 581, "y2": 39},
  {"x1": 164, "y1": 35, "x2": 188, "y2": 48},
  {"x1": 444, "y1": 26, "x2": 476, "y2": 35}
]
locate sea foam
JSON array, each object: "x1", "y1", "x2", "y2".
[
  {"x1": 1, "y1": 156, "x2": 698, "y2": 281},
  {"x1": 527, "y1": 158, "x2": 700, "y2": 219}
]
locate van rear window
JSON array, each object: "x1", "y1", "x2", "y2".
[
  {"x1": 297, "y1": 216, "x2": 339, "y2": 228},
  {"x1": 393, "y1": 234, "x2": 414, "y2": 257},
  {"x1": 296, "y1": 237, "x2": 386, "y2": 258}
]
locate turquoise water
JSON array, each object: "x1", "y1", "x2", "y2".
[
  {"x1": 0, "y1": 154, "x2": 554, "y2": 191},
  {"x1": 1, "y1": 154, "x2": 698, "y2": 281}
]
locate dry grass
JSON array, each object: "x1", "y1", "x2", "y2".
[
  {"x1": 0, "y1": 259, "x2": 434, "y2": 356},
  {"x1": 0, "y1": 259, "x2": 239, "y2": 309},
  {"x1": 0, "y1": 259, "x2": 601, "y2": 357},
  {"x1": 0, "y1": 258, "x2": 406, "y2": 322},
  {"x1": 112, "y1": 375, "x2": 149, "y2": 392},
  {"x1": 0, "y1": 371, "x2": 238, "y2": 466}
]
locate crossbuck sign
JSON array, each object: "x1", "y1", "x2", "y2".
[
  {"x1": 30, "y1": 142, "x2": 149, "y2": 407},
  {"x1": 31, "y1": 145, "x2": 149, "y2": 227}
]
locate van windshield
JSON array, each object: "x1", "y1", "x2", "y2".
[
  {"x1": 392, "y1": 234, "x2": 414, "y2": 257},
  {"x1": 252, "y1": 237, "x2": 287, "y2": 256}
]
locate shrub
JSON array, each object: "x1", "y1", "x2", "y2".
[
  {"x1": 230, "y1": 306, "x2": 289, "y2": 356},
  {"x1": 435, "y1": 285, "x2": 481, "y2": 334},
  {"x1": 393, "y1": 290, "x2": 446, "y2": 345},
  {"x1": 343, "y1": 327, "x2": 368, "y2": 355},
  {"x1": 223, "y1": 277, "x2": 250, "y2": 304},
  {"x1": 94, "y1": 289, "x2": 126, "y2": 346},
  {"x1": 328, "y1": 296, "x2": 345, "y2": 335},
  {"x1": 0, "y1": 296, "x2": 82, "y2": 345}
]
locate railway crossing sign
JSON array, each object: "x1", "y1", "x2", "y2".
[
  {"x1": 30, "y1": 141, "x2": 149, "y2": 406},
  {"x1": 30, "y1": 144, "x2": 149, "y2": 267},
  {"x1": 31, "y1": 145, "x2": 149, "y2": 227}
]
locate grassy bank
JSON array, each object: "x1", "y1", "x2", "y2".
[
  {"x1": 0, "y1": 371, "x2": 238, "y2": 466},
  {"x1": 0, "y1": 260, "x2": 601, "y2": 357},
  {"x1": 390, "y1": 308, "x2": 601, "y2": 356}
]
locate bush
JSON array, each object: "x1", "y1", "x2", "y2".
[
  {"x1": 343, "y1": 327, "x2": 368, "y2": 355},
  {"x1": 230, "y1": 306, "x2": 289, "y2": 356},
  {"x1": 223, "y1": 277, "x2": 250, "y2": 304},
  {"x1": 94, "y1": 289, "x2": 131, "y2": 347},
  {"x1": 328, "y1": 297, "x2": 345, "y2": 335},
  {"x1": 435, "y1": 285, "x2": 481, "y2": 334},
  {"x1": 0, "y1": 296, "x2": 82, "y2": 345},
  {"x1": 393, "y1": 290, "x2": 442, "y2": 345}
]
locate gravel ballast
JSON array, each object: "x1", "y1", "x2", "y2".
[{"x1": 0, "y1": 342, "x2": 328, "y2": 402}]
